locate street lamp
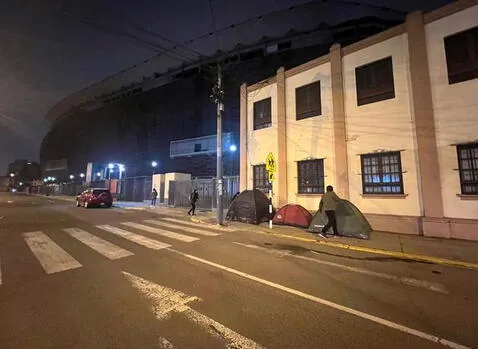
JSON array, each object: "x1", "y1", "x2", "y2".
[
  {"x1": 108, "y1": 163, "x2": 114, "y2": 169},
  {"x1": 10, "y1": 173, "x2": 15, "y2": 178},
  {"x1": 80, "y1": 173, "x2": 85, "y2": 178},
  {"x1": 96, "y1": 172, "x2": 101, "y2": 178},
  {"x1": 229, "y1": 144, "x2": 237, "y2": 152},
  {"x1": 151, "y1": 161, "x2": 158, "y2": 176},
  {"x1": 69, "y1": 175, "x2": 75, "y2": 180}
]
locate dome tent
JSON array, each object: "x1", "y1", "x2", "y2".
[
  {"x1": 226, "y1": 189, "x2": 273, "y2": 225},
  {"x1": 273, "y1": 204, "x2": 312, "y2": 228}
]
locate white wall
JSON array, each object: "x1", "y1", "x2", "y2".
[
  {"x1": 342, "y1": 34, "x2": 422, "y2": 217},
  {"x1": 247, "y1": 83, "x2": 278, "y2": 203},
  {"x1": 284, "y1": 63, "x2": 335, "y2": 210},
  {"x1": 164, "y1": 172, "x2": 191, "y2": 201},
  {"x1": 426, "y1": 5, "x2": 478, "y2": 220}
]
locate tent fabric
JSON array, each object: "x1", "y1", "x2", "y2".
[
  {"x1": 308, "y1": 200, "x2": 372, "y2": 239},
  {"x1": 226, "y1": 189, "x2": 273, "y2": 225},
  {"x1": 273, "y1": 204, "x2": 312, "y2": 228}
]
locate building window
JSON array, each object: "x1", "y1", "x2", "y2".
[
  {"x1": 355, "y1": 56, "x2": 395, "y2": 106},
  {"x1": 297, "y1": 159, "x2": 325, "y2": 194},
  {"x1": 296, "y1": 81, "x2": 321, "y2": 120},
  {"x1": 444, "y1": 26, "x2": 478, "y2": 84},
  {"x1": 253, "y1": 98, "x2": 272, "y2": 130},
  {"x1": 457, "y1": 143, "x2": 478, "y2": 195},
  {"x1": 253, "y1": 165, "x2": 269, "y2": 192},
  {"x1": 361, "y1": 152, "x2": 404, "y2": 194}
]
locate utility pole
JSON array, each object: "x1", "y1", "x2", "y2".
[{"x1": 212, "y1": 61, "x2": 224, "y2": 225}]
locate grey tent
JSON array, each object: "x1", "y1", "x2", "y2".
[
  {"x1": 226, "y1": 189, "x2": 273, "y2": 225},
  {"x1": 308, "y1": 200, "x2": 372, "y2": 239}
]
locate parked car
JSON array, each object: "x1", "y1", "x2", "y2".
[{"x1": 76, "y1": 188, "x2": 113, "y2": 208}]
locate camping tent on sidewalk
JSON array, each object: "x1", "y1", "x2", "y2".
[
  {"x1": 273, "y1": 204, "x2": 312, "y2": 228},
  {"x1": 226, "y1": 189, "x2": 272, "y2": 225},
  {"x1": 308, "y1": 200, "x2": 372, "y2": 239}
]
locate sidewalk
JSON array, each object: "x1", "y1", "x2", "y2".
[{"x1": 37, "y1": 195, "x2": 478, "y2": 269}]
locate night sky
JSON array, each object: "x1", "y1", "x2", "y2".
[{"x1": 0, "y1": 0, "x2": 451, "y2": 174}]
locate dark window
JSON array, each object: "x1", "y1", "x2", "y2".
[
  {"x1": 296, "y1": 81, "x2": 321, "y2": 120},
  {"x1": 253, "y1": 165, "x2": 269, "y2": 192},
  {"x1": 355, "y1": 56, "x2": 395, "y2": 106},
  {"x1": 194, "y1": 143, "x2": 202, "y2": 152},
  {"x1": 457, "y1": 143, "x2": 478, "y2": 195},
  {"x1": 297, "y1": 159, "x2": 325, "y2": 194},
  {"x1": 253, "y1": 98, "x2": 272, "y2": 130},
  {"x1": 444, "y1": 26, "x2": 478, "y2": 84},
  {"x1": 361, "y1": 152, "x2": 404, "y2": 194}
]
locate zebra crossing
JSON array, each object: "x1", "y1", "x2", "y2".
[{"x1": 0, "y1": 218, "x2": 222, "y2": 285}]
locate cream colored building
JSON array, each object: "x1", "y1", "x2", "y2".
[{"x1": 240, "y1": 0, "x2": 478, "y2": 240}]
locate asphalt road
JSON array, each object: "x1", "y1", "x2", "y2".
[{"x1": 1, "y1": 192, "x2": 477, "y2": 349}]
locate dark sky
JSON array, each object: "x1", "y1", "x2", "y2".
[{"x1": 0, "y1": 0, "x2": 451, "y2": 174}]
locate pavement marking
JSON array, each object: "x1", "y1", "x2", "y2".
[
  {"x1": 254, "y1": 230, "x2": 478, "y2": 271},
  {"x1": 63, "y1": 228, "x2": 134, "y2": 260},
  {"x1": 158, "y1": 337, "x2": 176, "y2": 349},
  {"x1": 122, "y1": 271, "x2": 266, "y2": 349},
  {"x1": 23, "y1": 231, "x2": 82, "y2": 274},
  {"x1": 233, "y1": 242, "x2": 448, "y2": 294},
  {"x1": 169, "y1": 249, "x2": 470, "y2": 349},
  {"x1": 96, "y1": 225, "x2": 171, "y2": 250},
  {"x1": 162, "y1": 217, "x2": 229, "y2": 232},
  {"x1": 122, "y1": 222, "x2": 199, "y2": 242},
  {"x1": 149, "y1": 220, "x2": 220, "y2": 237}
]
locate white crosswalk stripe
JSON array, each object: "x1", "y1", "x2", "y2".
[
  {"x1": 144, "y1": 220, "x2": 220, "y2": 237},
  {"x1": 161, "y1": 217, "x2": 228, "y2": 232},
  {"x1": 121, "y1": 222, "x2": 199, "y2": 242},
  {"x1": 96, "y1": 225, "x2": 171, "y2": 250},
  {"x1": 23, "y1": 231, "x2": 82, "y2": 274},
  {"x1": 63, "y1": 228, "x2": 134, "y2": 260}
]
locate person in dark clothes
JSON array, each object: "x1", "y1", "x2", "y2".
[
  {"x1": 318, "y1": 185, "x2": 341, "y2": 239},
  {"x1": 151, "y1": 188, "x2": 158, "y2": 206},
  {"x1": 188, "y1": 189, "x2": 199, "y2": 216}
]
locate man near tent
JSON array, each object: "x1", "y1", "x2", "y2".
[{"x1": 318, "y1": 185, "x2": 340, "y2": 238}]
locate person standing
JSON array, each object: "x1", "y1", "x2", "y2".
[
  {"x1": 188, "y1": 189, "x2": 199, "y2": 216},
  {"x1": 151, "y1": 188, "x2": 158, "y2": 207},
  {"x1": 318, "y1": 185, "x2": 341, "y2": 238}
]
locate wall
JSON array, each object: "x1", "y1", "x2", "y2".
[
  {"x1": 247, "y1": 83, "x2": 279, "y2": 205},
  {"x1": 342, "y1": 34, "x2": 422, "y2": 218},
  {"x1": 284, "y1": 63, "x2": 335, "y2": 210},
  {"x1": 426, "y1": 5, "x2": 478, "y2": 220},
  {"x1": 164, "y1": 172, "x2": 192, "y2": 201}
]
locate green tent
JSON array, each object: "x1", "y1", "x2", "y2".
[{"x1": 308, "y1": 200, "x2": 372, "y2": 239}]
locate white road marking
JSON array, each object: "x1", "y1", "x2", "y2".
[
  {"x1": 122, "y1": 271, "x2": 266, "y2": 349},
  {"x1": 162, "y1": 217, "x2": 229, "y2": 232},
  {"x1": 233, "y1": 242, "x2": 448, "y2": 294},
  {"x1": 96, "y1": 225, "x2": 171, "y2": 250},
  {"x1": 23, "y1": 231, "x2": 82, "y2": 274},
  {"x1": 169, "y1": 249, "x2": 470, "y2": 349},
  {"x1": 63, "y1": 228, "x2": 134, "y2": 260},
  {"x1": 145, "y1": 220, "x2": 220, "y2": 237},
  {"x1": 158, "y1": 337, "x2": 176, "y2": 349},
  {"x1": 122, "y1": 222, "x2": 199, "y2": 242}
]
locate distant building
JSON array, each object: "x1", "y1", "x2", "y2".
[
  {"x1": 7, "y1": 160, "x2": 41, "y2": 183},
  {"x1": 240, "y1": 1, "x2": 478, "y2": 241}
]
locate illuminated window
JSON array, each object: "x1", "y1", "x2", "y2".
[{"x1": 361, "y1": 152, "x2": 403, "y2": 194}]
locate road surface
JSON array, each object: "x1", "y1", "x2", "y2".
[{"x1": 0, "y1": 193, "x2": 477, "y2": 349}]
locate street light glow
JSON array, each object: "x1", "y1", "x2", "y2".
[
  {"x1": 119, "y1": 164, "x2": 125, "y2": 172},
  {"x1": 69, "y1": 175, "x2": 74, "y2": 179},
  {"x1": 96, "y1": 172, "x2": 101, "y2": 177},
  {"x1": 229, "y1": 144, "x2": 237, "y2": 152},
  {"x1": 80, "y1": 173, "x2": 85, "y2": 178},
  {"x1": 10, "y1": 173, "x2": 15, "y2": 177},
  {"x1": 108, "y1": 163, "x2": 114, "y2": 169},
  {"x1": 151, "y1": 161, "x2": 158, "y2": 167}
]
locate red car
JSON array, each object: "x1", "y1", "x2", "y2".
[{"x1": 76, "y1": 188, "x2": 113, "y2": 208}]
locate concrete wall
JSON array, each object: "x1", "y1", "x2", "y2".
[
  {"x1": 342, "y1": 33, "x2": 422, "y2": 218},
  {"x1": 285, "y1": 63, "x2": 335, "y2": 210},
  {"x1": 425, "y1": 4, "x2": 478, "y2": 221},
  {"x1": 163, "y1": 172, "x2": 192, "y2": 201}
]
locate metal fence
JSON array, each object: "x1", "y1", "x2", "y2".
[
  {"x1": 168, "y1": 176, "x2": 239, "y2": 210},
  {"x1": 117, "y1": 176, "x2": 152, "y2": 202}
]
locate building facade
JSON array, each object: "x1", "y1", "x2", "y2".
[{"x1": 240, "y1": 0, "x2": 478, "y2": 240}]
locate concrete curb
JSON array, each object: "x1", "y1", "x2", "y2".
[{"x1": 255, "y1": 230, "x2": 478, "y2": 271}]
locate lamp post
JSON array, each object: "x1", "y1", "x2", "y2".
[{"x1": 151, "y1": 161, "x2": 158, "y2": 175}]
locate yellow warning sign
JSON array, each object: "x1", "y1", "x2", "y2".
[{"x1": 265, "y1": 152, "x2": 276, "y2": 173}]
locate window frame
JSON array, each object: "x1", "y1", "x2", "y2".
[
  {"x1": 456, "y1": 143, "x2": 478, "y2": 195},
  {"x1": 360, "y1": 151, "x2": 404, "y2": 195},
  {"x1": 355, "y1": 56, "x2": 395, "y2": 106},
  {"x1": 252, "y1": 164, "x2": 269, "y2": 193},
  {"x1": 297, "y1": 159, "x2": 325, "y2": 194},
  {"x1": 295, "y1": 81, "x2": 322, "y2": 120},
  {"x1": 444, "y1": 26, "x2": 478, "y2": 85},
  {"x1": 253, "y1": 97, "x2": 272, "y2": 130}
]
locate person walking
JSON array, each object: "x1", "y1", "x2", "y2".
[
  {"x1": 188, "y1": 189, "x2": 199, "y2": 216},
  {"x1": 151, "y1": 188, "x2": 158, "y2": 207},
  {"x1": 318, "y1": 185, "x2": 341, "y2": 239}
]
